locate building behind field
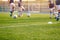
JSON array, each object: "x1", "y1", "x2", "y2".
[{"x1": 0, "y1": 0, "x2": 55, "y2": 13}]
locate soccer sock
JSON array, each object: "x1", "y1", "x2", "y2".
[
  {"x1": 21, "y1": 11, "x2": 23, "y2": 16},
  {"x1": 50, "y1": 11, "x2": 52, "y2": 18},
  {"x1": 10, "y1": 11, "x2": 13, "y2": 13},
  {"x1": 18, "y1": 11, "x2": 20, "y2": 15},
  {"x1": 10, "y1": 11, "x2": 13, "y2": 16},
  {"x1": 18, "y1": 11, "x2": 23, "y2": 17},
  {"x1": 58, "y1": 12, "x2": 60, "y2": 17},
  {"x1": 56, "y1": 12, "x2": 60, "y2": 21}
]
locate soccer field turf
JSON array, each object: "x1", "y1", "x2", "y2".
[{"x1": 0, "y1": 12, "x2": 60, "y2": 40}]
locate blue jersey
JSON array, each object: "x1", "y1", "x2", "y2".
[
  {"x1": 56, "y1": 0, "x2": 60, "y2": 5},
  {"x1": 10, "y1": 0, "x2": 14, "y2": 3}
]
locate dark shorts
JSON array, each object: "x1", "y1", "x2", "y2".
[
  {"x1": 49, "y1": 4, "x2": 54, "y2": 8},
  {"x1": 10, "y1": 0, "x2": 14, "y2": 4},
  {"x1": 18, "y1": 4, "x2": 21, "y2": 7},
  {"x1": 18, "y1": 2, "x2": 22, "y2": 7},
  {"x1": 56, "y1": 1, "x2": 60, "y2": 5}
]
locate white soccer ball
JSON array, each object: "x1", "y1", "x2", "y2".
[
  {"x1": 13, "y1": 15, "x2": 17, "y2": 19},
  {"x1": 27, "y1": 13, "x2": 31, "y2": 17},
  {"x1": 48, "y1": 22, "x2": 53, "y2": 24}
]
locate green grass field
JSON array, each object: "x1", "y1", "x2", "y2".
[{"x1": 0, "y1": 12, "x2": 60, "y2": 40}]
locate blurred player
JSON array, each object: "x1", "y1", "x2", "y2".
[
  {"x1": 18, "y1": 0, "x2": 25, "y2": 17},
  {"x1": 8, "y1": 0, "x2": 15, "y2": 17},
  {"x1": 48, "y1": 0, "x2": 55, "y2": 19},
  {"x1": 55, "y1": 0, "x2": 60, "y2": 21}
]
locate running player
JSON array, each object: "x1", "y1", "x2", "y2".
[
  {"x1": 55, "y1": 0, "x2": 60, "y2": 21},
  {"x1": 18, "y1": 0, "x2": 25, "y2": 17},
  {"x1": 48, "y1": 0, "x2": 55, "y2": 19},
  {"x1": 8, "y1": 0, "x2": 15, "y2": 17}
]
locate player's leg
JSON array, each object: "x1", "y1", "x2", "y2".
[
  {"x1": 10, "y1": 3, "x2": 15, "y2": 17},
  {"x1": 10, "y1": 8, "x2": 14, "y2": 16},
  {"x1": 56, "y1": 5, "x2": 60, "y2": 21},
  {"x1": 18, "y1": 11, "x2": 23, "y2": 17},
  {"x1": 20, "y1": 6, "x2": 25, "y2": 16},
  {"x1": 56, "y1": 11, "x2": 60, "y2": 21},
  {"x1": 54, "y1": 12, "x2": 58, "y2": 19},
  {"x1": 22, "y1": 6, "x2": 25, "y2": 11},
  {"x1": 57, "y1": 10, "x2": 60, "y2": 21},
  {"x1": 18, "y1": 7, "x2": 23, "y2": 17},
  {"x1": 49, "y1": 8, "x2": 53, "y2": 19},
  {"x1": 53, "y1": 8, "x2": 57, "y2": 19},
  {"x1": 18, "y1": 6, "x2": 25, "y2": 17},
  {"x1": 10, "y1": 3, "x2": 12, "y2": 16}
]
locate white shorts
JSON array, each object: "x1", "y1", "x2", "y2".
[
  {"x1": 18, "y1": 7, "x2": 22, "y2": 12},
  {"x1": 56, "y1": 5, "x2": 60, "y2": 10},
  {"x1": 50, "y1": 7, "x2": 55, "y2": 11},
  {"x1": 10, "y1": 3, "x2": 15, "y2": 11}
]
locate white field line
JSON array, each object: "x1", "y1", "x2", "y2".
[
  {"x1": 0, "y1": 24, "x2": 45, "y2": 28},
  {"x1": 0, "y1": 22, "x2": 59, "y2": 28}
]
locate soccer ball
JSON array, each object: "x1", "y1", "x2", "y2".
[
  {"x1": 27, "y1": 13, "x2": 31, "y2": 17},
  {"x1": 48, "y1": 21, "x2": 52, "y2": 24},
  {"x1": 13, "y1": 15, "x2": 17, "y2": 19}
]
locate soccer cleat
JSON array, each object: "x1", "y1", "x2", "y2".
[
  {"x1": 10, "y1": 14, "x2": 12, "y2": 17},
  {"x1": 18, "y1": 15, "x2": 20, "y2": 17},
  {"x1": 49, "y1": 17, "x2": 52, "y2": 19},
  {"x1": 56, "y1": 17, "x2": 59, "y2": 21},
  {"x1": 27, "y1": 15, "x2": 30, "y2": 17},
  {"x1": 18, "y1": 15, "x2": 22, "y2": 17}
]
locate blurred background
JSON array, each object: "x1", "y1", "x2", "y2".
[{"x1": 0, "y1": 0, "x2": 55, "y2": 13}]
